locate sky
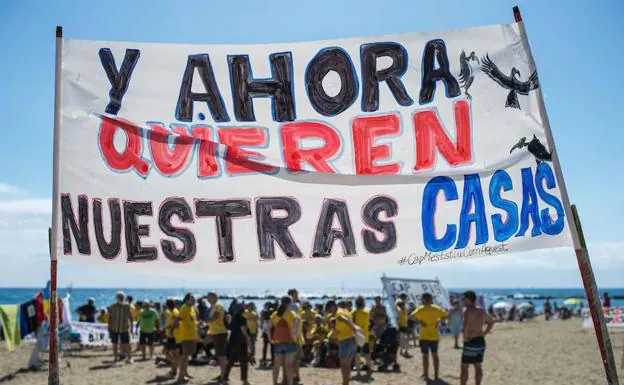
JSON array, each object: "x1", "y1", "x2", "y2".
[{"x1": 0, "y1": 0, "x2": 622, "y2": 289}]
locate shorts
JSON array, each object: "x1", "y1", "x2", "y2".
[
  {"x1": 462, "y1": 337, "x2": 486, "y2": 364},
  {"x1": 165, "y1": 337, "x2": 179, "y2": 351},
  {"x1": 339, "y1": 337, "x2": 357, "y2": 359},
  {"x1": 109, "y1": 332, "x2": 130, "y2": 344},
  {"x1": 181, "y1": 341, "x2": 197, "y2": 356},
  {"x1": 139, "y1": 332, "x2": 155, "y2": 346},
  {"x1": 399, "y1": 326, "x2": 410, "y2": 334},
  {"x1": 357, "y1": 342, "x2": 371, "y2": 354},
  {"x1": 212, "y1": 333, "x2": 228, "y2": 357},
  {"x1": 419, "y1": 340, "x2": 439, "y2": 354},
  {"x1": 274, "y1": 342, "x2": 298, "y2": 357}
]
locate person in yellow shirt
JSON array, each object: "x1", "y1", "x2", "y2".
[
  {"x1": 127, "y1": 295, "x2": 139, "y2": 321},
  {"x1": 332, "y1": 301, "x2": 357, "y2": 385},
  {"x1": 396, "y1": 300, "x2": 411, "y2": 358},
  {"x1": 352, "y1": 296, "x2": 372, "y2": 377},
  {"x1": 307, "y1": 315, "x2": 328, "y2": 367},
  {"x1": 410, "y1": 293, "x2": 448, "y2": 381},
  {"x1": 97, "y1": 308, "x2": 109, "y2": 324},
  {"x1": 243, "y1": 303, "x2": 259, "y2": 361},
  {"x1": 206, "y1": 292, "x2": 228, "y2": 381},
  {"x1": 301, "y1": 302, "x2": 317, "y2": 325},
  {"x1": 287, "y1": 289, "x2": 303, "y2": 384},
  {"x1": 271, "y1": 296, "x2": 298, "y2": 385},
  {"x1": 163, "y1": 299, "x2": 180, "y2": 377},
  {"x1": 173, "y1": 293, "x2": 199, "y2": 383}
]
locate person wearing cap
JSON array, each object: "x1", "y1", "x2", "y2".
[
  {"x1": 77, "y1": 297, "x2": 97, "y2": 323},
  {"x1": 138, "y1": 300, "x2": 159, "y2": 361},
  {"x1": 108, "y1": 291, "x2": 133, "y2": 363}
]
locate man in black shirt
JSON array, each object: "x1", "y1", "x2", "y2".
[
  {"x1": 223, "y1": 300, "x2": 252, "y2": 384},
  {"x1": 77, "y1": 298, "x2": 97, "y2": 323}
]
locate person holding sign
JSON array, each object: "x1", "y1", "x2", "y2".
[{"x1": 410, "y1": 293, "x2": 448, "y2": 381}]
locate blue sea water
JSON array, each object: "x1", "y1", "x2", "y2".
[{"x1": 1, "y1": 287, "x2": 623, "y2": 316}]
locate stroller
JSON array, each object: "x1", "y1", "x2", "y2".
[
  {"x1": 371, "y1": 326, "x2": 400, "y2": 372},
  {"x1": 322, "y1": 341, "x2": 340, "y2": 368}
]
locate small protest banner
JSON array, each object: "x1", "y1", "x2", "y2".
[
  {"x1": 583, "y1": 308, "x2": 624, "y2": 329},
  {"x1": 70, "y1": 321, "x2": 139, "y2": 347}
]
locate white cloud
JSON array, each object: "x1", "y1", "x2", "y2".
[
  {"x1": 0, "y1": 183, "x2": 20, "y2": 195},
  {"x1": 0, "y1": 199, "x2": 51, "y2": 214}
]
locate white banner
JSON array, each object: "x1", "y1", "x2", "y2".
[
  {"x1": 57, "y1": 22, "x2": 572, "y2": 276},
  {"x1": 582, "y1": 308, "x2": 624, "y2": 329},
  {"x1": 70, "y1": 321, "x2": 140, "y2": 346},
  {"x1": 381, "y1": 276, "x2": 450, "y2": 310},
  {"x1": 381, "y1": 276, "x2": 451, "y2": 335}
]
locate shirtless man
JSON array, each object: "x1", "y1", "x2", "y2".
[
  {"x1": 460, "y1": 290, "x2": 494, "y2": 385},
  {"x1": 370, "y1": 296, "x2": 388, "y2": 338}
]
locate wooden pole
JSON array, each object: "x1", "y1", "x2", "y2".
[
  {"x1": 48, "y1": 25, "x2": 63, "y2": 385},
  {"x1": 513, "y1": 6, "x2": 619, "y2": 384}
]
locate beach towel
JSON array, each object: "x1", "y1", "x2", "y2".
[
  {"x1": 0, "y1": 305, "x2": 21, "y2": 351},
  {"x1": 20, "y1": 299, "x2": 38, "y2": 338}
]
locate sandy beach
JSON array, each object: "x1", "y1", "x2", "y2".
[{"x1": 1, "y1": 318, "x2": 621, "y2": 385}]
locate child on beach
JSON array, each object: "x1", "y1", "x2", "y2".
[
  {"x1": 449, "y1": 300, "x2": 463, "y2": 349},
  {"x1": 460, "y1": 290, "x2": 494, "y2": 385}
]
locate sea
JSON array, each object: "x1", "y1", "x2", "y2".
[{"x1": 1, "y1": 287, "x2": 623, "y2": 316}]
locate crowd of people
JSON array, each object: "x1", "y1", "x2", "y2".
[{"x1": 75, "y1": 289, "x2": 494, "y2": 385}]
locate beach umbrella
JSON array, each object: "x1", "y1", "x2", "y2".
[
  {"x1": 492, "y1": 301, "x2": 512, "y2": 310},
  {"x1": 517, "y1": 302, "x2": 532, "y2": 310},
  {"x1": 564, "y1": 298, "x2": 582, "y2": 306}
]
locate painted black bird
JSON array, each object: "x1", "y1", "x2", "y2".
[
  {"x1": 480, "y1": 54, "x2": 539, "y2": 109},
  {"x1": 510, "y1": 135, "x2": 552, "y2": 164},
  {"x1": 459, "y1": 51, "x2": 479, "y2": 100}
]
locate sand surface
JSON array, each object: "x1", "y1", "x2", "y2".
[{"x1": 1, "y1": 318, "x2": 622, "y2": 385}]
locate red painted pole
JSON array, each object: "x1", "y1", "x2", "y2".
[
  {"x1": 513, "y1": 6, "x2": 619, "y2": 385},
  {"x1": 48, "y1": 25, "x2": 63, "y2": 385}
]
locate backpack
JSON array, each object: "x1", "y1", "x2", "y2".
[{"x1": 272, "y1": 317, "x2": 291, "y2": 344}]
